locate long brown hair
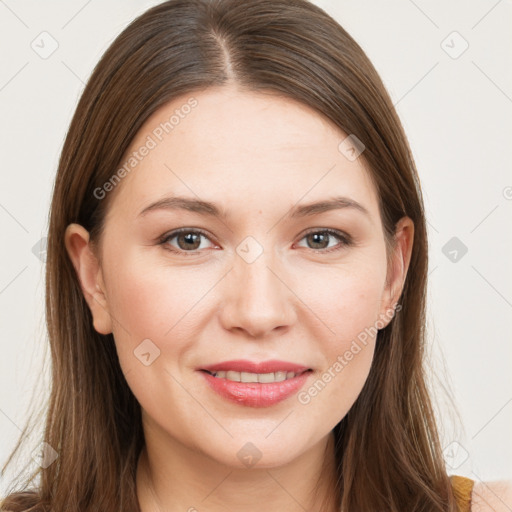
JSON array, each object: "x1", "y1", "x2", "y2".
[{"x1": 1, "y1": 0, "x2": 458, "y2": 510}]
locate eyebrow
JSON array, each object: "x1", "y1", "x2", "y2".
[{"x1": 137, "y1": 195, "x2": 371, "y2": 220}]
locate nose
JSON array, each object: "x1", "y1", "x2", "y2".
[{"x1": 219, "y1": 248, "x2": 297, "y2": 339}]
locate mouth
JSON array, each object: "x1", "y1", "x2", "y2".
[
  {"x1": 199, "y1": 368, "x2": 312, "y2": 383},
  {"x1": 198, "y1": 359, "x2": 313, "y2": 383},
  {"x1": 197, "y1": 364, "x2": 314, "y2": 408}
]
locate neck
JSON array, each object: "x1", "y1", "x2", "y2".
[{"x1": 136, "y1": 427, "x2": 338, "y2": 512}]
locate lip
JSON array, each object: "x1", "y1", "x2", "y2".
[
  {"x1": 199, "y1": 369, "x2": 312, "y2": 408},
  {"x1": 199, "y1": 359, "x2": 311, "y2": 374}
]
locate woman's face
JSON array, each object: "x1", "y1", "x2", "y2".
[{"x1": 66, "y1": 85, "x2": 412, "y2": 469}]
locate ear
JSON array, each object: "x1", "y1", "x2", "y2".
[
  {"x1": 378, "y1": 216, "x2": 414, "y2": 327},
  {"x1": 64, "y1": 223, "x2": 113, "y2": 335}
]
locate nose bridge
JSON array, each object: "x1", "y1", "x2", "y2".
[{"x1": 221, "y1": 234, "x2": 295, "y2": 336}]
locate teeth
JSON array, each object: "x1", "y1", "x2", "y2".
[
  {"x1": 226, "y1": 370, "x2": 241, "y2": 382},
  {"x1": 210, "y1": 370, "x2": 303, "y2": 383}
]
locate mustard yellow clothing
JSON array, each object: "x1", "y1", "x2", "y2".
[{"x1": 450, "y1": 475, "x2": 474, "y2": 512}]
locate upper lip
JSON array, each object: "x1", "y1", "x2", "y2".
[{"x1": 199, "y1": 359, "x2": 311, "y2": 374}]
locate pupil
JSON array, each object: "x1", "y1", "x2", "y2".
[
  {"x1": 310, "y1": 232, "x2": 327, "y2": 249},
  {"x1": 180, "y1": 232, "x2": 200, "y2": 250}
]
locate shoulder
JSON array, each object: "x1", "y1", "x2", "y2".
[{"x1": 471, "y1": 479, "x2": 512, "y2": 511}]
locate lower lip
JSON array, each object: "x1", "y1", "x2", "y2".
[{"x1": 199, "y1": 370, "x2": 312, "y2": 407}]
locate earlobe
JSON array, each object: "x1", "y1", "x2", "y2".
[{"x1": 64, "y1": 223, "x2": 113, "y2": 335}]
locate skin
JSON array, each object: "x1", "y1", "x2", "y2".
[
  {"x1": 472, "y1": 481, "x2": 512, "y2": 512},
  {"x1": 65, "y1": 85, "x2": 414, "y2": 512}
]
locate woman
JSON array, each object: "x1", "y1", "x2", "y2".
[{"x1": 1, "y1": 0, "x2": 509, "y2": 510}]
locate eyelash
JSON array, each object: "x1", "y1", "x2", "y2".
[{"x1": 158, "y1": 227, "x2": 353, "y2": 256}]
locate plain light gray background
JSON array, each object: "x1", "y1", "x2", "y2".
[{"x1": 1, "y1": 0, "x2": 511, "y2": 494}]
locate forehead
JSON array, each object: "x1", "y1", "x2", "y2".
[{"x1": 105, "y1": 86, "x2": 380, "y2": 223}]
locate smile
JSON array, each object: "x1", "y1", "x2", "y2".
[{"x1": 198, "y1": 369, "x2": 313, "y2": 407}]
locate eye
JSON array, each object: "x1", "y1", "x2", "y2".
[
  {"x1": 158, "y1": 227, "x2": 352, "y2": 256},
  {"x1": 295, "y1": 228, "x2": 352, "y2": 253},
  {"x1": 159, "y1": 228, "x2": 216, "y2": 256}
]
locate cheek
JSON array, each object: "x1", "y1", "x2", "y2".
[
  {"x1": 300, "y1": 263, "x2": 385, "y2": 415},
  {"x1": 298, "y1": 302, "x2": 378, "y2": 427},
  {"x1": 102, "y1": 248, "x2": 219, "y2": 364},
  {"x1": 303, "y1": 256, "x2": 386, "y2": 343},
  {"x1": 102, "y1": 253, "x2": 213, "y2": 420}
]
